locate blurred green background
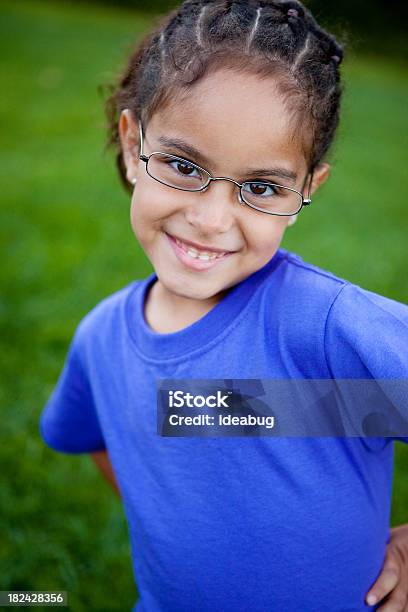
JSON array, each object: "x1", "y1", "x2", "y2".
[{"x1": 0, "y1": 1, "x2": 407, "y2": 610}]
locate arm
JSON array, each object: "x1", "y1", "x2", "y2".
[
  {"x1": 90, "y1": 450, "x2": 121, "y2": 497},
  {"x1": 324, "y1": 285, "x2": 408, "y2": 608}
]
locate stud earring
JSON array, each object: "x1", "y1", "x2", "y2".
[
  {"x1": 131, "y1": 177, "x2": 137, "y2": 186},
  {"x1": 288, "y1": 214, "x2": 298, "y2": 226}
]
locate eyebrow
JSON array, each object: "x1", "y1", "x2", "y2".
[{"x1": 156, "y1": 135, "x2": 298, "y2": 183}]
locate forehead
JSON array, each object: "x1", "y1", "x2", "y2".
[{"x1": 150, "y1": 68, "x2": 307, "y2": 177}]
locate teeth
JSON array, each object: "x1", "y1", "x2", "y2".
[
  {"x1": 187, "y1": 249, "x2": 217, "y2": 261},
  {"x1": 174, "y1": 237, "x2": 227, "y2": 260}
]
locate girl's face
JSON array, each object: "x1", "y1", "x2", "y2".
[{"x1": 120, "y1": 69, "x2": 329, "y2": 303}]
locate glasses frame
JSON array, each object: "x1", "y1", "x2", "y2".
[{"x1": 137, "y1": 121, "x2": 313, "y2": 217}]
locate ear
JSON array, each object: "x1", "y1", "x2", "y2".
[
  {"x1": 308, "y1": 162, "x2": 331, "y2": 197},
  {"x1": 118, "y1": 109, "x2": 141, "y2": 185}
]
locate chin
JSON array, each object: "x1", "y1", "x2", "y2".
[{"x1": 161, "y1": 273, "x2": 222, "y2": 302}]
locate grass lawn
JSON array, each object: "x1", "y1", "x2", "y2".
[{"x1": 1, "y1": 1, "x2": 407, "y2": 609}]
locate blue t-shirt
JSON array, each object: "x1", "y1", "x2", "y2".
[{"x1": 39, "y1": 249, "x2": 408, "y2": 612}]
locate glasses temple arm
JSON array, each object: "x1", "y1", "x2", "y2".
[
  {"x1": 302, "y1": 169, "x2": 314, "y2": 204},
  {"x1": 138, "y1": 120, "x2": 145, "y2": 158}
]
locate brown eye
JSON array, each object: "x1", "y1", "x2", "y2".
[
  {"x1": 250, "y1": 183, "x2": 267, "y2": 195},
  {"x1": 247, "y1": 183, "x2": 278, "y2": 197},
  {"x1": 176, "y1": 161, "x2": 198, "y2": 176}
]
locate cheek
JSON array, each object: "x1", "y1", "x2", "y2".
[
  {"x1": 131, "y1": 179, "x2": 182, "y2": 224},
  {"x1": 129, "y1": 192, "x2": 140, "y2": 237},
  {"x1": 129, "y1": 184, "x2": 158, "y2": 233},
  {"x1": 246, "y1": 216, "x2": 288, "y2": 252},
  {"x1": 129, "y1": 189, "x2": 155, "y2": 248},
  {"x1": 129, "y1": 180, "x2": 184, "y2": 244}
]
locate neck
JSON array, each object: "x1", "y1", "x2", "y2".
[{"x1": 144, "y1": 279, "x2": 228, "y2": 334}]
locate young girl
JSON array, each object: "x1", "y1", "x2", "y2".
[{"x1": 39, "y1": 1, "x2": 408, "y2": 610}]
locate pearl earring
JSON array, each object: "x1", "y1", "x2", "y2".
[
  {"x1": 131, "y1": 177, "x2": 137, "y2": 186},
  {"x1": 288, "y1": 214, "x2": 298, "y2": 226}
]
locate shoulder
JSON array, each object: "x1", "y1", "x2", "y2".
[
  {"x1": 279, "y1": 249, "x2": 347, "y2": 291},
  {"x1": 270, "y1": 249, "x2": 350, "y2": 316},
  {"x1": 277, "y1": 250, "x2": 408, "y2": 320},
  {"x1": 261, "y1": 251, "x2": 350, "y2": 375},
  {"x1": 327, "y1": 282, "x2": 408, "y2": 327},
  {"x1": 267, "y1": 250, "x2": 408, "y2": 377},
  {"x1": 322, "y1": 277, "x2": 408, "y2": 378}
]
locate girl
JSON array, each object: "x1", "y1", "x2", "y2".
[{"x1": 40, "y1": 1, "x2": 408, "y2": 610}]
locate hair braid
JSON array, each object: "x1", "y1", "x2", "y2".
[{"x1": 106, "y1": 0, "x2": 345, "y2": 191}]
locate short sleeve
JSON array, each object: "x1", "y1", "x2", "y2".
[
  {"x1": 39, "y1": 323, "x2": 106, "y2": 454},
  {"x1": 324, "y1": 283, "x2": 408, "y2": 443}
]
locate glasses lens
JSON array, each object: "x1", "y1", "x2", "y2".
[
  {"x1": 241, "y1": 182, "x2": 302, "y2": 215},
  {"x1": 147, "y1": 153, "x2": 209, "y2": 191}
]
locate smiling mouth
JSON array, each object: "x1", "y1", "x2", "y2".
[{"x1": 165, "y1": 232, "x2": 235, "y2": 261}]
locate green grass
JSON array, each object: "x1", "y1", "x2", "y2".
[{"x1": 1, "y1": 1, "x2": 407, "y2": 609}]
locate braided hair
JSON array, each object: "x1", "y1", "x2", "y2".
[{"x1": 106, "y1": 0, "x2": 345, "y2": 191}]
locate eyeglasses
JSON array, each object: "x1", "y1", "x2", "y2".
[{"x1": 138, "y1": 122, "x2": 313, "y2": 216}]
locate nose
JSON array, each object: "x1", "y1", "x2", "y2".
[{"x1": 183, "y1": 179, "x2": 238, "y2": 235}]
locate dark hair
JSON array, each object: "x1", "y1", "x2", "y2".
[{"x1": 106, "y1": 0, "x2": 345, "y2": 191}]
